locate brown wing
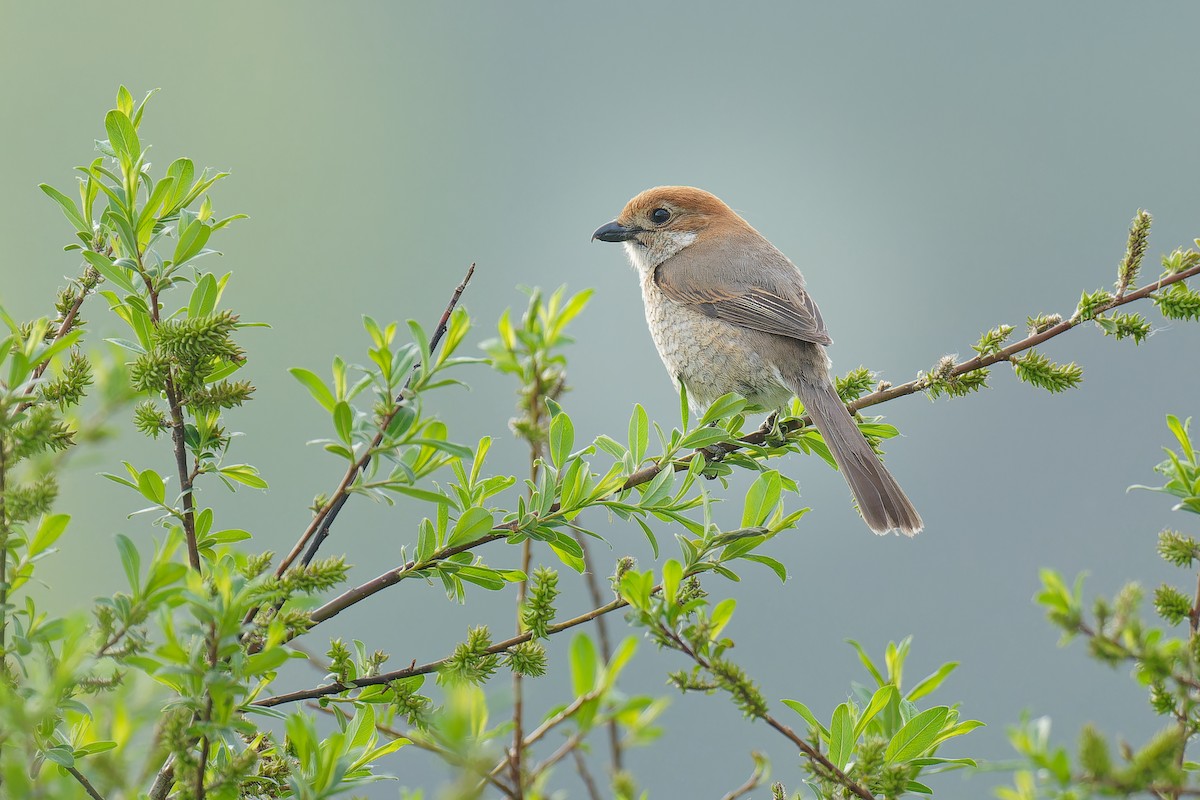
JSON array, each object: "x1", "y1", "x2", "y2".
[{"x1": 654, "y1": 235, "x2": 832, "y2": 346}]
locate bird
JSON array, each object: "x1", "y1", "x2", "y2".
[{"x1": 592, "y1": 186, "x2": 922, "y2": 536}]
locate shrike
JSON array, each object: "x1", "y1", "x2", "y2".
[{"x1": 593, "y1": 186, "x2": 922, "y2": 536}]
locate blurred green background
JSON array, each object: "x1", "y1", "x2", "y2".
[{"x1": 4, "y1": 1, "x2": 1200, "y2": 796}]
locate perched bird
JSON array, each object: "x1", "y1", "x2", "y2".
[{"x1": 592, "y1": 186, "x2": 922, "y2": 535}]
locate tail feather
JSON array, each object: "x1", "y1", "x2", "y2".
[{"x1": 793, "y1": 378, "x2": 923, "y2": 536}]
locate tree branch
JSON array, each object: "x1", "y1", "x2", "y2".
[
  {"x1": 66, "y1": 764, "x2": 107, "y2": 800},
  {"x1": 17, "y1": 264, "x2": 100, "y2": 415},
  {"x1": 719, "y1": 754, "x2": 768, "y2": 800},
  {"x1": 292, "y1": 263, "x2": 476, "y2": 572},
  {"x1": 255, "y1": 595, "x2": 630, "y2": 708}
]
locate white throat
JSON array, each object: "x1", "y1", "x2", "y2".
[{"x1": 623, "y1": 231, "x2": 697, "y2": 273}]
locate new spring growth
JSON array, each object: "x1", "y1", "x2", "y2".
[
  {"x1": 1117, "y1": 209, "x2": 1152, "y2": 297},
  {"x1": 438, "y1": 626, "x2": 500, "y2": 687}
]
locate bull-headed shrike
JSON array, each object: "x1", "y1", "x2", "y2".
[{"x1": 593, "y1": 186, "x2": 922, "y2": 535}]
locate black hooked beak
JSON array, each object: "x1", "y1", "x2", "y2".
[{"x1": 591, "y1": 220, "x2": 641, "y2": 243}]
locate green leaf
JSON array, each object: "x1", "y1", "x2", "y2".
[
  {"x1": 455, "y1": 565, "x2": 513, "y2": 591},
  {"x1": 639, "y1": 465, "x2": 675, "y2": 508},
  {"x1": 628, "y1": 404, "x2": 649, "y2": 463},
  {"x1": 549, "y1": 410, "x2": 574, "y2": 468},
  {"x1": 218, "y1": 464, "x2": 268, "y2": 489},
  {"x1": 699, "y1": 393, "x2": 748, "y2": 426},
  {"x1": 416, "y1": 519, "x2": 436, "y2": 563},
  {"x1": 741, "y1": 553, "x2": 787, "y2": 582},
  {"x1": 829, "y1": 703, "x2": 854, "y2": 770},
  {"x1": 679, "y1": 426, "x2": 729, "y2": 451},
  {"x1": 173, "y1": 219, "x2": 212, "y2": 266},
  {"x1": 333, "y1": 400, "x2": 354, "y2": 445},
  {"x1": 115, "y1": 533, "x2": 140, "y2": 593},
  {"x1": 29, "y1": 514, "x2": 70, "y2": 557},
  {"x1": 570, "y1": 634, "x2": 599, "y2": 697},
  {"x1": 885, "y1": 706, "x2": 950, "y2": 763},
  {"x1": 906, "y1": 662, "x2": 959, "y2": 702},
  {"x1": 846, "y1": 639, "x2": 886, "y2": 687},
  {"x1": 741, "y1": 470, "x2": 782, "y2": 528},
  {"x1": 662, "y1": 559, "x2": 682, "y2": 604},
  {"x1": 83, "y1": 250, "x2": 138, "y2": 294},
  {"x1": 246, "y1": 647, "x2": 290, "y2": 675},
  {"x1": 116, "y1": 85, "x2": 134, "y2": 116},
  {"x1": 708, "y1": 597, "x2": 736, "y2": 640},
  {"x1": 137, "y1": 176, "x2": 175, "y2": 237},
  {"x1": 187, "y1": 272, "x2": 219, "y2": 319},
  {"x1": 39, "y1": 184, "x2": 90, "y2": 233},
  {"x1": 74, "y1": 740, "x2": 118, "y2": 758},
  {"x1": 853, "y1": 685, "x2": 898, "y2": 740},
  {"x1": 43, "y1": 745, "x2": 75, "y2": 768},
  {"x1": 782, "y1": 699, "x2": 830, "y2": 740},
  {"x1": 290, "y1": 368, "x2": 337, "y2": 412},
  {"x1": 448, "y1": 507, "x2": 495, "y2": 547},
  {"x1": 137, "y1": 469, "x2": 166, "y2": 505},
  {"x1": 104, "y1": 109, "x2": 140, "y2": 163}
]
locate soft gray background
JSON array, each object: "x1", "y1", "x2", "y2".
[{"x1": 4, "y1": 2, "x2": 1200, "y2": 797}]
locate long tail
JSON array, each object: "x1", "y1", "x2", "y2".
[{"x1": 792, "y1": 375, "x2": 923, "y2": 536}]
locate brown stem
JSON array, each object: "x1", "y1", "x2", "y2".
[
  {"x1": 719, "y1": 755, "x2": 767, "y2": 800},
  {"x1": 510, "y1": 361, "x2": 546, "y2": 800},
  {"x1": 512, "y1": 534, "x2": 531, "y2": 798},
  {"x1": 527, "y1": 732, "x2": 584, "y2": 778},
  {"x1": 655, "y1": 620, "x2": 875, "y2": 800},
  {"x1": 572, "y1": 747, "x2": 603, "y2": 800},
  {"x1": 850, "y1": 261, "x2": 1200, "y2": 414},
  {"x1": 194, "y1": 621, "x2": 220, "y2": 800},
  {"x1": 17, "y1": 265, "x2": 99, "y2": 415},
  {"x1": 255, "y1": 595, "x2": 631, "y2": 708},
  {"x1": 484, "y1": 677, "x2": 609, "y2": 792},
  {"x1": 763, "y1": 715, "x2": 876, "y2": 800},
  {"x1": 307, "y1": 702, "x2": 519, "y2": 798},
  {"x1": 236, "y1": 264, "x2": 477, "y2": 636},
  {"x1": 165, "y1": 378, "x2": 200, "y2": 572},
  {"x1": 573, "y1": 526, "x2": 623, "y2": 773},
  {"x1": 281, "y1": 262, "x2": 476, "y2": 575},
  {"x1": 66, "y1": 765, "x2": 107, "y2": 800}
]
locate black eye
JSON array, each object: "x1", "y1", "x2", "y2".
[{"x1": 651, "y1": 208, "x2": 671, "y2": 225}]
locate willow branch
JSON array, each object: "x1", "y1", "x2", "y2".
[
  {"x1": 255, "y1": 595, "x2": 631, "y2": 708},
  {"x1": 719, "y1": 755, "x2": 768, "y2": 800},
  {"x1": 66, "y1": 765, "x2": 106, "y2": 800},
  {"x1": 623, "y1": 261, "x2": 1200, "y2": 489},
  {"x1": 273, "y1": 263, "x2": 476, "y2": 578},
  {"x1": 17, "y1": 265, "x2": 100, "y2": 415}
]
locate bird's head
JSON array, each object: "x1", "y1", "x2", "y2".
[{"x1": 592, "y1": 186, "x2": 751, "y2": 271}]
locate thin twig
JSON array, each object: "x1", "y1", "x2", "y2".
[
  {"x1": 572, "y1": 747, "x2": 603, "y2": 800},
  {"x1": 483, "y1": 683, "x2": 607, "y2": 791},
  {"x1": 290, "y1": 263, "x2": 476, "y2": 573},
  {"x1": 17, "y1": 266, "x2": 99, "y2": 415},
  {"x1": 528, "y1": 732, "x2": 584, "y2": 780},
  {"x1": 307, "y1": 702, "x2": 519, "y2": 798},
  {"x1": 572, "y1": 525, "x2": 623, "y2": 773},
  {"x1": 239, "y1": 264, "x2": 476, "y2": 635},
  {"x1": 193, "y1": 621, "x2": 220, "y2": 800},
  {"x1": 720, "y1": 754, "x2": 768, "y2": 800},
  {"x1": 655, "y1": 621, "x2": 875, "y2": 800},
  {"x1": 66, "y1": 765, "x2": 107, "y2": 800},
  {"x1": 255, "y1": 595, "x2": 631, "y2": 708}
]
